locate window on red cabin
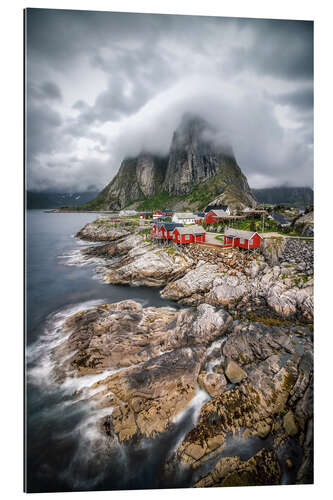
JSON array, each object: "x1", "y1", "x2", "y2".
[{"x1": 249, "y1": 239, "x2": 253, "y2": 245}]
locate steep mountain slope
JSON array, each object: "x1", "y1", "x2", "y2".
[
  {"x1": 26, "y1": 191, "x2": 99, "y2": 209},
  {"x1": 252, "y1": 186, "x2": 313, "y2": 207},
  {"x1": 83, "y1": 114, "x2": 257, "y2": 211},
  {"x1": 85, "y1": 153, "x2": 168, "y2": 211},
  {"x1": 163, "y1": 114, "x2": 255, "y2": 204}
]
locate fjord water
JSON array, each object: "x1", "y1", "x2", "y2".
[{"x1": 25, "y1": 210, "x2": 185, "y2": 493}]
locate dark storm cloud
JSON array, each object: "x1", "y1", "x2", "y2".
[
  {"x1": 29, "y1": 81, "x2": 62, "y2": 101},
  {"x1": 27, "y1": 103, "x2": 62, "y2": 157},
  {"x1": 238, "y1": 19, "x2": 313, "y2": 81},
  {"x1": 274, "y1": 87, "x2": 313, "y2": 112},
  {"x1": 26, "y1": 8, "x2": 313, "y2": 192}
]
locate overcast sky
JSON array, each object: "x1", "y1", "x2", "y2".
[{"x1": 26, "y1": 8, "x2": 313, "y2": 192}]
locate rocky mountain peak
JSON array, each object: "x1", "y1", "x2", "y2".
[
  {"x1": 85, "y1": 113, "x2": 257, "y2": 211},
  {"x1": 162, "y1": 113, "x2": 249, "y2": 201}
]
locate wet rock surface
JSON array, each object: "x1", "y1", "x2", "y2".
[
  {"x1": 168, "y1": 320, "x2": 313, "y2": 481},
  {"x1": 51, "y1": 300, "x2": 233, "y2": 443},
  {"x1": 194, "y1": 448, "x2": 281, "y2": 487},
  {"x1": 162, "y1": 255, "x2": 313, "y2": 323},
  {"x1": 76, "y1": 219, "x2": 130, "y2": 241},
  {"x1": 82, "y1": 233, "x2": 144, "y2": 259},
  {"x1": 103, "y1": 244, "x2": 193, "y2": 287},
  {"x1": 96, "y1": 346, "x2": 205, "y2": 442},
  {"x1": 51, "y1": 296, "x2": 313, "y2": 486},
  {"x1": 52, "y1": 300, "x2": 178, "y2": 379}
]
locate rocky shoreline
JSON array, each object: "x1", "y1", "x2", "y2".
[
  {"x1": 80, "y1": 220, "x2": 313, "y2": 324},
  {"x1": 51, "y1": 218, "x2": 313, "y2": 487}
]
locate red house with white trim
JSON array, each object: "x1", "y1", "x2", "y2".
[
  {"x1": 224, "y1": 228, "x2": 262, "y2": 249},
  {"x1": 153, "y1": 210, "x2": 163, "y2": 219},
  {"x1": 151, "y1": 222, "x2": 166, "y2": 239},
  {"x1": 161, "y1": 222, "x2": 183, "y2": 239},
  {"x1": 152, "y1": 222, "x2": 183, "y2": 240},
  {"x1": 205, "y1": 209, "x2": 230, "y2": 225},
  {"x1": 172, "y1": 225, "x2": 206, "y2": 244}
]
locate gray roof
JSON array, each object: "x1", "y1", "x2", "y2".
[
  {"x1": 224, "y1": 228, "x2": 261, "y2": 240},
  {"x1": 209, "y1": 209, "x2": 229, "y2": 217},
  {"x1": 175, "y1": 225, "x2": 205, "y2": 235},
  {"x1": 157, "y1": 222, "x2": 183, "y2": 231},
  {"x1": 173, "y1": 212, "x2": 196, "y2": 219}
]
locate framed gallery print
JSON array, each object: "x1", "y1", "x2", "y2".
[{"x1": 24, "y1": 7, "x2": 314, "y2": 493}]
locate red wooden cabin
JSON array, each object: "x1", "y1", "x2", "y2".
[
  {"x1": 152, "y1": 222, "x2": 183, "y2": 240},
  {"x1": 224, "y1": 228, "x2": 262, "y2": 249},
  {"x1": 172, "y1": 225, "x2": 206, "y2": 244},
  {"x1": 153, "y1": 210, "x2": 163, "y2": 219},
  {"x1": 161, "y1": 222, "x2": 183, "y2": 239},
  {"x1": 205, "y1": 209, "x2": 229, "y2": 225},
  {"x1": 151, "y1": 223, "x2": 166, "y2": 239}
]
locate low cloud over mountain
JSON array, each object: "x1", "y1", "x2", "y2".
[{"x1": 26, "y1": 9, "x2": 313, "y2": 192}]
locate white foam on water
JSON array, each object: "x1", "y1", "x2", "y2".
[
  {"x1": 172, "y1": 384, "x2": 211, "y2": 426},
  {"x1": 205, "y1": 336, "x2": 227, "y2": 373},
  {"x1": 206, "y1": 336, "x2": 227, "y2": 356},
  {"x1": 27, "y1": 299, "x2": 108, "y2": 387},
  {"x1": 59, "y1": 406, "x2": 115, "y2": 489},
  {"x1": 170, "y1": 385, "x2": 211, "y2": 456},
  {"x1": 61, "y1": 369, "x2": 118, "y2": 394},
  {"x1": 57, "y1": 248, "x2": 109, "y2": 268},
  {"x1": 75, "y1": 238, "x2": 101, "y2": 246}
]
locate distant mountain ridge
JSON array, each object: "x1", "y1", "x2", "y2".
[
  {"x1": 84, "y1": 113, "x2": 257, "y2": 212},
  {"x1": 252, "y1": 186, "x2": 313, "y2": 207},
  {"x1": 27, "y1": 191, "x2": 99, "y2": 209}
]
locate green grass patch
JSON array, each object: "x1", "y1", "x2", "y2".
[{"x1": 136, "y1": 191, "x2": 186, "y2": 211}]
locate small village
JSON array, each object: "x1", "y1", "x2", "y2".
[{"x1": 107, "y1": 203, "x2": 314, "y2": 253}]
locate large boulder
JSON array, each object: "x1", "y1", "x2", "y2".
[
  {"x1": 93, "y1": 347, "x2": 205, "y2": 442},
  {"x1": 224, "y1": 358, "x2": 247, "y2": 384},
  {"x1": 283, "y1": 410, "x2": 299, "y2": 436},
  {"x1": 82, "y1": 233, "x2": 146, "y2": 259},
  {"x1": 168, "y1": 304, "x2": 232, "y2": 348},
  {"x1": 195, "y1": 448, "x2": 281, "y2": 487},
  {"x1": 161, "y1": 262, "x2": 220, "y2": 301},
  {"x1": 208, "y1": 275, "x2": 248, "y2": 307},
  {"x1": 52, "y1": 300, "x2": 178, "y2": 379},
  {"x1": 76, "y1": 219, "x2": 130, "y2": 241},
  {"x1": 103, "y1": 247, "x2": 193, "y2": 287},
  {"x1": 198, "y1": 371, "x2": 227, "y2": 398}
]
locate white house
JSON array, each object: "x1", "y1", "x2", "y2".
[
  {"x1": 119, "y1": 210, "x2": 137, "y2": 216},
  {"x1": 172, "y1": 212, "x2": 196, "y2": 225}
]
